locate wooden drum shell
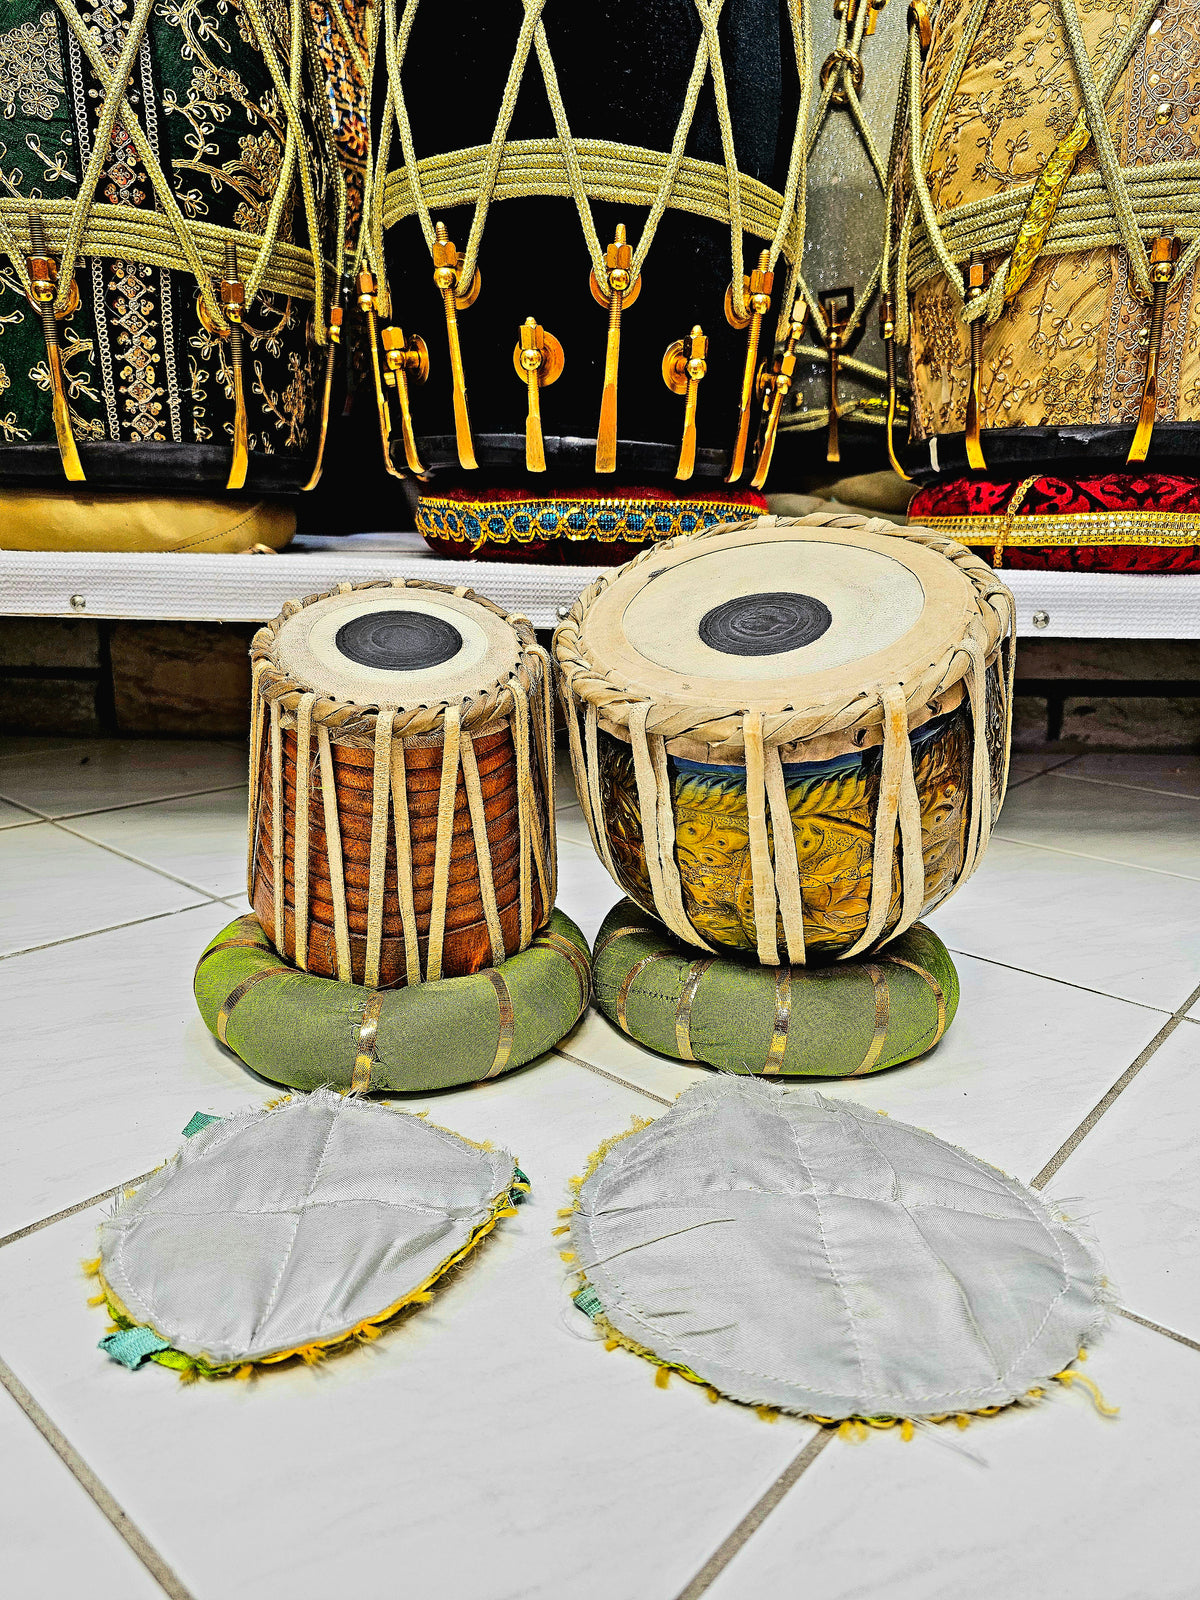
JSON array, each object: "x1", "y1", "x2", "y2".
[{"x1": 252, "y1": 723, "x2": 544, "y2": 987}]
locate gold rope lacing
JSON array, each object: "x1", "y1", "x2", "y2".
[
  {"x1": 5, "y1": 0, "x2": 330, "y2": 337},
  {"x1": 885, "y1": 0, "x2": 1195, "y2": 462},
  {"x1": 371, "y1": 0, "x2": 808, "y2": 319}
]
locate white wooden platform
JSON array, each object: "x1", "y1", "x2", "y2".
[{"x1": 1, "y1": 533, "x2": 1199, "y2": 636}]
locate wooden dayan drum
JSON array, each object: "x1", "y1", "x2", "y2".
[
  {"x1": 554, "y1": 514, "x2": 1014, "y2": 964},
  {"x1": 249, "y1": 581, "x2": 556, "y2": 987}
]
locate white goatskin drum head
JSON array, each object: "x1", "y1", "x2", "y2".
[
  {"x1": 570, "y1": 1079, "x2": 1109, "y2": 1420},
  {"x1": 583, "y1": 524, "x2": 977, "y2": 715},
  {"x1": 270, "y1": 587, "x2": 522, "y2": 706}
]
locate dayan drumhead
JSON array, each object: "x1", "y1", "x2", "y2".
[
  {"x1": 268, "y1": 587, "x2": 524, "y2": 707},
  {"x1": 579, "y1": 522, "x2": 979, "y2": 715}
]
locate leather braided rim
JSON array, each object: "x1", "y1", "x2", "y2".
[
  {"x1": 553, "y1": 512, "x2": 1014, "y2": 757},
  {"x1": 250, "y1": 578, "x2": 544, "y2": 744}
]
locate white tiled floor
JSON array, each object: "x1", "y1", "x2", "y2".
[{"x1": 1, "y1": 736, "x2": 1197, "y2": 1600}]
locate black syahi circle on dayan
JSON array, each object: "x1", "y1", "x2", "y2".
[
  {"x1": 334, "y1": 609, "x2": 463, "y2": 671},
  {"x1": 698, "y1": 592, "x2": 833, "y2": 657}
]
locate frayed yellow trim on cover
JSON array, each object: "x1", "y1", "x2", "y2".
[
  {"x1": 90, "y1": 1178, "x2": 520, "y2": 1381},
  {"x1": 560, "y1": 1108, "x2": 1117, "y2": 1438},
  {"x1": 82, "y1": 1257, "x2": 101, "y2": 1278}
]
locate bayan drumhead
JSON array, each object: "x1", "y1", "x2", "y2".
[
  {"x1": 580, "y1": 523, "x2": 978, "y2": 715},
  {"x1": 268, "y1": 587, "x2": 523, "y2": 706}
]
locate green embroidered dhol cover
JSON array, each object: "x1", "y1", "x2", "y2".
[{"x1": 0, "y1": 0, "x2": 341, "y2": 489}]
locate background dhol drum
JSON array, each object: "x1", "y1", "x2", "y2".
[
  {"x1": 366, "y1": 0, "x2": 807, "y2": 561},
  {"x1": 249, "y1": 580, "x2": 556, "y2": 987},
  {"x1": 0, "y1": 0, "x2": 342, "y2": 548},
  {"x1": 555, "y1": 513, "x2": 1013, "y2": 964},
  {"x1": 770, "y1": 0, "x2": 912, "y2": 483},
  {"x1": 891, "y1": 0, "x2": 1200, "y2": 570}
]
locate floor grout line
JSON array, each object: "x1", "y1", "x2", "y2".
[
  {"x1": 1005, "y1": 754, "x2": 1081, "y2": 789},
  {"x1": 946, "y1": 946, "x2": 1173, "y2": 1017},
  {"x1": 553, "y1": 1046, "x2": 675, "y2": 1107},
  {"x1": 1031, "y1": 976, "x2": 1200, "y2": 1190},
  {"x1": 0, "y1": 1355, "x2": 196, "y2": 1600},
  {"x1": 0, "y1": 1172, "x2": 160, "y2": 1252},
  {"x1": 0, "y1": 780, "x2": 246, "y2": 825},
  {"x1": 1051, "y1": 770, "x2": 1200, "y2": 803},
  {"x1": 1115, "y1": 1307, "x2": 1200, "y2": 1354},
  {"x1": 991, "y1": 828, "x2": 1200, "y2": 885},
  {"x1": 49, "y1": 816, "x2": 234, "y2": 902},
  {"x1": 672, "y1": 1430, "x2": 834, "y2": 1600},
  {"x1": 0, "y1": 903, "x2": 214, "y2": 965}
]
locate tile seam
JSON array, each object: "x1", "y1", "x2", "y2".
[
  {"x1": 0, "y1": 1171, "x2": 160, "y2": 1251},
  {"x1": 672, "y1": 1429, "x2": 834, "y2": 1600},
  {"x1": 944, "y1": 947, "x2": 1173, "y2": 1016},
  {"x1": 1115, "y1": 1306, "x2": 1200, "y2": 1354},
  {"x1": 47, "y1": 819, "x2": 227, "y2": 901},
  {"x1": 0, "y1": 780, "x2": 246, "y2": 824},
  {"x1": 1052, "y1": 771, "x2": 1200, "y2": 804},
  {"x1": 0, "y1": 904, "x2": 212, "y2": 964},
  {"x1": 0, "y1": 1355, "x2": 196, "y2": 1600},
  {"x1": 991, "y1": 830, "x2": 1200, "y2": 884},
  {"x1": 1031, "y1": 976, "x2": 1200, "y2": 1189},
  {"x1": 552, "y1": 1047, "x2": 676, "y2": 1107}
]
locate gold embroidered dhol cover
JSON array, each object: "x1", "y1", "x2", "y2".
[
  {"x1": 905, "y1": 0, "x2": 1200, "y2": 445},
  {"x1": 0, "y1": 0, "x2": 333, "y2": 489},
  {"x1": 596, "y1": 700, "x2": 995, "y2": 961}
]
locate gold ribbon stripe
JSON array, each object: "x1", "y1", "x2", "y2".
[
  {"x1": 485, "y1": 969, "x2": 516, "y2": 1079},
  {"x1": 533, "y1": 928, "x2": 593, "y2": 1013},
  {"x1": 762, "y1": 967, "x2": 792, "y2": 1075},
  {"x1": 921, "y1": 510, "x2": 1200, "y2": 548},
  {"x1": 674, "y1": 957, "x2": 714, "y2": 1061},
  {"x1": 352, "y1": 991, "x2": 386, "y2": 1094},
  {"x1": 216, "y1": 966, "x2": 291, "y2": 1047},
  {"x1": 616, "y1": 949, "x2": 675, "y2": 1037},
  {"x1": 885, "y1": 956, "x2": 949, "y2": 1050},
  {"x1": 850, "y1": 964, "x2": 891, "y2": 1077}
]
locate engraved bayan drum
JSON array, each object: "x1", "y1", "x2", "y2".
[
  {"x1": 554, "y1": 514, "x2": 1013, "y2": 964},
  {"x1": 248, "y1": 581, "x2": 556, "y2": 988},
  {"x1": 891, "y1": 0, "x2": 1200, "y2": 569}
]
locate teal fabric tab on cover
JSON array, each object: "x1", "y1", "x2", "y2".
[
  {"x1": 182, "y1": 1112, "x2": 222, "y2": 1138},
  {"x1": 99, "y1": 1326, "x2": 171, "y2": 1370},
  {"x1": 572, "y1": 1286, "x2": 604, "y2": 1321},
  {"x1": 512, "y1": 1167, "x2": 531, "y2": 1204}
]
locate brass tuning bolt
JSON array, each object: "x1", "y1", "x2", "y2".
[
  {"x1": 662, "y1": 325, "x2": 708, "y2": 481},
  {"x1": 880, "y1": 292, "x2": 911, "y2": 482},
  {"x1": 964, "y1": 250, "x2": 988, "y2": 471},
  {"x1": 302, "y1": 275, "x2": 349, "y2": 492},
  {"x1": 1128, "y1": 233, "x2": 1178, "y2": 465},
  {"x1": 819, "y1": 285, "x2": 853, "y2": 465},
  {"x1": 591, "y1": 223, "x2": 640, "y2": 474},
  {"x1": 513, "y1": 317, "x2": 564, "y2": 474},
  {"x1": 26, "y1": 210, "x2": 84, "y2": 482},
  {"x1": 432, "y1": 221, "x2": 480, "y2": 471},
  {"x1": 357, "y1": 268, "x2": 403, "y2": 479},
  {"x1": 381, "y1": 325, "x2": 430, "y2": 476},
  {"x1": 750, "y1": 299, "x2": 807, "y2": 491},
  {"x1": 724, "y1": 249, "x2": 773, "y2": 482},
  {"x1": 220, "y1": 242, "x2": 249, "y2": 490}
]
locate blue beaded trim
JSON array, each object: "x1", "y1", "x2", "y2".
[{"x1": 415, "y1": 496, "x2": 758, "y2": 547}]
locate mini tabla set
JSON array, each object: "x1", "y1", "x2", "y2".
[{"x1": 8, "y1": 0, "x2": 1141, "y2": 1435}]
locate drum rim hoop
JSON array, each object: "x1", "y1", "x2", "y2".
[
  {"x1": 553, "y1": 512, "x2": 1012, "y2": 756},
  {"x1": 251, "y1": 578, "x2": 543, "y2": 741}
]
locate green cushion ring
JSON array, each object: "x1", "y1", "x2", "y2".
[
  {"x1": 195, "y1": 911, "x2": 592, "y2": 1093},
  {"x1": 593, "y1": 899, "x2": 959, "y2": 1078}
]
